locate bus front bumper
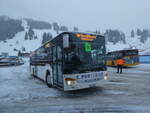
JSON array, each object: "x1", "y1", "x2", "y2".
[{"x1": 63, "y1": 71, "x2": 108, "y2": 91}]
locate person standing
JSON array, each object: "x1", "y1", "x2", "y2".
[{"x1": 116, "y1": 58, "x2": 125, "y2": 74}]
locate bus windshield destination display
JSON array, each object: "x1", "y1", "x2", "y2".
[{"x1": 75, "y1": 33, "x2": 96, "y2": 41}]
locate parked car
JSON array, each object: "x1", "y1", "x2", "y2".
[
  {"x1": 0, "y1": 58, "x2": 10, "y2": 66},
  {"x1": 0, "y1": 56, "x2": 24, "y2": 66}
]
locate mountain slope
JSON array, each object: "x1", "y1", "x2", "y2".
[
  {"x1": 0, "y1": 17, "x2": 150, "y2": 56},
  {"x1": 0, "y1": 19, "x2": 57, "y2": 55},
  {"x1": 107, "y1": 34, "x2": 150, "y2": 55}
]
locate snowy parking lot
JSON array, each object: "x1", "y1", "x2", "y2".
[{"x1": 0, "y1": 61, "x2": 150, "y2": 113}]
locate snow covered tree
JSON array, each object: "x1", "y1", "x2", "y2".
[
  {"x1": 42, "y1": 32, "x2": 47, "y2": 44},
  {"x1": 47, "y1": 33, "x2": 52, "y2": 40},
  {"x1": 13, "y1": 48, "x2": 18, "y2": 51},
  {"x1": 28, "y1": 27, "x2": 34, "y2": 40},
  {"x1": 24, "y1": 32, "x2": 28, "y2": 40},
  {"x1": 140, "y1": 37, "x2": 145, "y2": 43},
  {"x1": 136, "y1": 29, "x2": 142, "y2": 36},
  {"x1": 104, "y1": 29, "x2": 126, "y2": 44},
  {"x1": 3, "y1": 40, "x2": 7, "y2": 43},
  {"x1": 60, "y1": 25, "x2": 68, "y2": 31},
  {"x1": 53, "y1": 22, "x2": 59, "y2": 34},
  {"x1": 16, "y1": 41, "x2": 19, "y2": 44},
  {"x1": 22, "y1": 46, "x2": 26, "y2": 51},
  {"x1": 42, "y1": 32, "x2": 52, "y2": 44},
  {"x1": 131, "y1": 30, "x2": 135, "y2": 38},
  {"x1": 18, "y1": 51, "x2": 22, "y2": 56},
  {"x1": 34, "y1": 35, "x2": 38, "y2": 39},
  {"x1": 140, "y1": 29, "x2": 149, "y2": 43},
  {"x1": 73, "y1": 27, "x2": 78, "y2": 32},
  {"x1": 121, "y1": 33, "x2": 126, "y2": 44},
  {"x1": 95, "y1": 30, "x2": 101, "y2": 34}
]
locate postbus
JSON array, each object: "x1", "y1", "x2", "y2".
[
  {"x1": 106, "y1": 49, "x2": 140, "y2": 67},
  {"x1": 30, "y1": 32, "x2": 108, "y2": 91}
]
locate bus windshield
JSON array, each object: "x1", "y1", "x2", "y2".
[
  {"x1": 124, "y1": 50, "x2": 138, "y2": 56},
  {"x1": 63, "y1": 34, "x2": 106, "y2": 74}
]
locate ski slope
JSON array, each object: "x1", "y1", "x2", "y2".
[
  {"x1": 0, "y1": 20, "x2": 57, "y2": 55},
  {"x1": 0, "y1": 20, "x2": 150, "y2": 55}
]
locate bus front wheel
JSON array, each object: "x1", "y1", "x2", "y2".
[{"x1": 45, "y1": 71, "x2": 52, "y2": 88}]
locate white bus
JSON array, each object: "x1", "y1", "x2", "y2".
[{"x1": 30, "y1": 32, "x2": 108, "y2": 91}]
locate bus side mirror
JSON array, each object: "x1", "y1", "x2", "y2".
[{"x1": 63, "y1": 34, "x2": 69, "y2": 48}]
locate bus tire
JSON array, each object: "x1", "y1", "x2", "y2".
[{"x1": 45, "y1": 71, "x2": 52, "y2": 88}]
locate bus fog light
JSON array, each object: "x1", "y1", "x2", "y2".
[
  {"x1": 104, "y1": 72, "x2": 108, "y2": 80},
  {"x1": 65, "y1": 78, "x2": 76, "y2": 86},
  {"x1": 67, "y1": 81, "x2": 75, "y2": 86},
  {"x1": 104, "y1": 76, "x2": 108, "y2": 80}
]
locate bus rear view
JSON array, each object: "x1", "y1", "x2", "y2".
[{"x1": 30, "y1": 32, "x2": 108, "y2": 91}]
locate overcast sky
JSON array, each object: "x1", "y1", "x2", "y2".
[{"x1": 0, "y1": 0, "x2": 150, "y2": 32}]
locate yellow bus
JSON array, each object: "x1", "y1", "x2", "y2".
[{"x1": 106, "y1": 49, "x2": 140, "y2": 67}]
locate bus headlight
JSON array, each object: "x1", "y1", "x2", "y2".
[
  {"x1": 67, "y1": 80, "x2": 75, "y2": 86},
  {"x1": 65, "y1": 78, "x2": 76, "y2": 86}
]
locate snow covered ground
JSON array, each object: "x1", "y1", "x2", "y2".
[
  {"x1": 0, "y1": 59, "x2": 61, "y2": 103},
  {"x1": 0, "y1": 61, "x2": 150, "y2": 113}
]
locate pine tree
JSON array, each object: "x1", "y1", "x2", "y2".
[
  {"x1": 42, "y1": 32, "x2": 47, "y2": 44},
  {"x1": 28, "y1": 27, "x2": 34, "y2": 40},
  {"x1": 18, "y1": 51, "x2": 22, "y2": 56},
  {"x1": 73, "y1": 27, "x2": 78, "y2": 32},
  {"x1": 136, "y1": 29, "x2": 141, "y2": 36},
  {"x1": 140, "y1": 36, "x2": 145, "y2": 43},
  {"x1": 95, "y1": 30, "x2": 100, "y2": 34},
  {"x1": 140, "y1": 29, "x2": 149, "y2": 43},
  {"x1": 22, "y1": 46, "x2": 26, "y2": 51},
  {"x1": 131, "y1": 30, "x2": 135, "y2": 38},
  {"x1": 34, "y1": 36, "x2": 38, "y2": 39},
  {"x1": 121, "y1": 33, "x2": 126, "y2": 44},
  {"x1": 3, "y1": 40, "x2": 7, "y2": 43},
  {"x1": 104, "y1": 29, "x2": 126, "y2": 44},
  {"x1": 25, "y1": 32, "x2": 28, "y2": 40},
  {"x1": 47, "y1": 33, "x2": 52, "y2": 41},
  {"x1": 60, "y1": 26, "x2": 68, "y2": 31},
  {"x1": 53, "y1": 22, "x2": 59, "y2": 34},
  {"x1": 13, "y1": 48, "x2": 17, "y2": 51},
  {"x1": 16, "y1": 41, "x2": 19, "y2": 44}
]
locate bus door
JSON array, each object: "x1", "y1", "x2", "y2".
[{"x1": 52, "y1": 46, "x2": 63, "y2": 87}]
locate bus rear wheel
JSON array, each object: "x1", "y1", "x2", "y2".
[{"x1": 45, "y1": 72, "x2": 52, "y2": 88}]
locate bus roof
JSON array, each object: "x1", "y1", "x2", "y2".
[
  {"x1": 107, "y1": 49, "x2": 138, "y2": 54},
  {"x1": 45, "y1": 31, "x2": 104, "y2": 42},
  {"x1": 35, "y1": 31, "x2": 104, "y2": 52},
  {"x1": 70, "y1": 31, "x2": 104, "y2": 36}
]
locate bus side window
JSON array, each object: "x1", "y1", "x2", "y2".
[
  {"x1": 57, "y1": 46, "x2": 62, "y2": 60},
  {"x1": 47, "y1": 47, "x2": 52, "y2": 60}
]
